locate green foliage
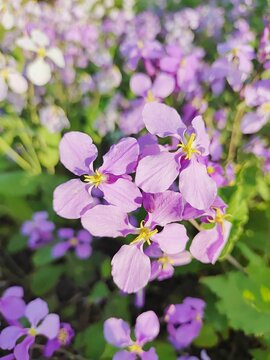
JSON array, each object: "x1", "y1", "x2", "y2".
[
  {"x1": 75, "y1": 322, "x2": 106, "y2": 360},
  {"x1": 219, "y1": 160, "x2": 261, "y2": 259},
  {"x1": 31, "y1": 265, "x2": 64, "y2": 296}
]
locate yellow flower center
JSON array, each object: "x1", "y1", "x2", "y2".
[
  {"x1": 207, "y1": 166, "x2": 215, "y2": 175},
  {"x1": 261, "y1": 102, "x2": 270, "y2": 114},
  {"x1": 58, "y1": 328, "x2": 69, "y2": 345},
  {"x1": 37, "y1": 47, "x2": 46, "y2": 58},
  {"x1": 178, "y1": 133, "x2": 201, "y2": 160},
  {"x1": 28, "y1": 327, "x2": 37, "y2": 337},
  {"x1": 158, "y1": 255, "x2": 174, "y2": 269},
  {"x1": 137, "y1": 40, "x2": 144, "y2": 49},
  {"x1": 208, "y1": 208, "x2": 231, "y2": 233},
  {"x1": 69, "y1": 237, "x2": 78, "y2": 246},
  {"x1": 131, "y1": 221, "x2": 158, "y2": 246},
  {"x1": 80, "y1": 170, "x2": 106, "y2": 188},
  {"x1": 146, "y1": 90, "x2": 155, "y2": 102},
  {"x1": 129, "y1": 344, "x2": 143, "y2": 353}
]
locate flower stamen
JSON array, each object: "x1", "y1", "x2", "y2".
[
  {"x1": 131, "y1": 220, "x2": 158, "y2": 246},
  {"x1": 178, "y1": 133, "x2": 201, "y2": 160}
]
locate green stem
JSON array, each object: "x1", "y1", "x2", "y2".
[
  {"x1": 226, "y1": 102, "x2": 246, "y2": 164},
  {"x1": 0, "y1": 137, "x2": 31, "y2": 171}
]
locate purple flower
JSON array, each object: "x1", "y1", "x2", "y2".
[
  {"x1": 82, "y1": 191, "x2": 188, "y2": 293},
  {"x1": 130, "y1": 72, "x2": 175, "y2": 102},
  {"x1": 135, "y1": 102, "x2": 217, "y2": 210},
  {"x1": 52, "y1": 228, "x2": 92, "y2": 259},
  {"x1": 43, "y1": 322, "x2": 74, "y2": 358},
  {"x1": 53, "y1": 132, "x2": 142, "y2": 219},
  {"x1": 21, "y1": 211, "x2": 55, "y2": 249},
  {"x1": 241, "y1": 80, "x2": 270, "y2": 134},
  {"x1": 0, "y1": 298, "x2": 60, "y2": 360},
  {"x1": 0, "y1": 287, "x2": 25, "y2": 321},
  {"x1": 165, "y1": 297, "x2": 205, "y2": 350},
  {"x1": 147, "y1": 243, "x2": 192, "y2": 281},
  {"x1": 104, "y1": 311, "x2": 160, "y2": 360},
  {"x1": 190, "y1": 206, "x2": 232, "y2": 264}
]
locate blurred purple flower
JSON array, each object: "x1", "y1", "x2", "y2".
[
  {"x1": 0, "y1": 287, "x2": 25, "y2": 321},
  {"x1": 52, "y1": 228, "x2": 92, "y2": 259},
  {"x1": 0, "y1": 298, "x2": 60, "y2": 360},
  {"x1": 43, "y1": 322, "x2": 74, "y2": 358},
  {"x1": 21, "y1": 211, "x2": 55, "y2": 249},
  {"x1": 165, "y1": 297, "x2": 205, "y2": 350}
]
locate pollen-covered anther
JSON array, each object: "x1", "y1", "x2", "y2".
[
  {"x1": 28, "y1": 327, "x2": 37, "y2": 337},
  {"x1": 58, "y1": 328, "x2": 69, "y2": 345},
  {"x1": 37, "y1": 47, "x2": 46, "y2": 58},
  {"x1": 131, "y1": 220, "x2": 158, "y2": 245},
  {"x1": 158, "y1": 255, "x2": 174, "y2": 269},
  {"x1": 208, "y1": 208, "x2": 231, "y2": 233},
  {"x1": 80, "y1": 170, "x2": 106, "y2": 188},
  {"x1": 178, "y1": 133, "x2": 201, "y2": 160},
  {"x1": 128, "y1": 343, "x2": 143, "y2": 354},
  {"x1": 146, "y1": 90, "x2": 156, "y2": 102}
]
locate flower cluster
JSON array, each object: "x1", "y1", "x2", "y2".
[
  {"x1": 53, "y1": 101, "x2": 232, "y2": 294},
  {"x1": 0, "y1": 287, "x2": 74, "y2": 360}
]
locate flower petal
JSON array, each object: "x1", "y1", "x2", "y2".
[
  {"x1": 135, "y1": 152, "x2": 179, "y2": 193},
  {"x1": 130, "y1": 73, "x2": 152, "y2": 96},
  {"x1": 100, "y1": 178, "x2": 142, "y2": 212},
  {"x1": 52, "y1": 242, "x2": 70, "y2": 258},
  {"x1": 2, "y1": 287, "x2": 23, "y2": 299},
  {"x1": 152, "y1": 223, "x2": 189, "y2": 254},
  {"x1": 1, "y1": 297, "x2": 25, "y2": 320},
  {"x1": 100, "y1": 137, "x2": 139, "y2": 175},
  {"x1": 103, "y1": 318, "x2": 132, "y2": 347},
  {"x1": 46, "y1": 47, "x2": 65, "y2": 68},
  {"x1": 114, "y1": 351, "x2": 136, "y2": 360},
  {"x1": 59, "y1": 131, "x2": 98, "y2": 175},
  {"x1": 144, "y1": 191, "x2": 183, "y2": 226},
  {"x1": 25, "y1": 298, "x2": 48, "y2": 327},
  {"x1": 53, "y1": 179, "x2": 93, "y2": 219},
  {"x1": 141, "y1": 348, "x2": 159, "y2": 360},
  {"x1": 75, "y1": 244, "x2": 92, "y2": 259},
  {"x1": 190, "y1": 221, "x2": 232, "y2": 264},
  {"x1": 111, "y1": 245, "x2": 151, "y2": 293},
  {"x1": 7, "y1": 73, "x2": 28, "y2": 94},
  {"x1": 179, "y1": 159, "x2": 217, "y2": 210},
  {"x1": 27, "y1": 58, "x2": 51, "y2": 86},
  {"x1": 135, "y1": 311, "x2": 160, "y2": 345},
  {"x1": 14, "y1": 336, "x2": 35, "y2": 360},
  {"x1": 0, "y1": 326, "x2": 26, "y2": 350},
  {"x1": 81, "y1": 205, "x2": 130, "y2": 237},
  {"x1": 142, "y1": 102, "x2": 184, "y2": 137},
  {"x1": 36, "y1": 314, "x2": 60, "y2": 339},
  {"x1": 152, "y1": 73, "x2": 175, "y2": 99}
]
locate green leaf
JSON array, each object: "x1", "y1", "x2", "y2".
[
  {"x1": 103, "y1": 294, "x2": 130, "y2": 322},
  {"x1": 193, "y1": 324, "x2": 218, "y2": 348},
  {"x1": 155, "y1": 342, "x2": 176, "y2": 359},
  {"x1": 7, "y1": 234, "x2": 27, "y2": 253},
  {"x1": 88, "y1": 282, "x2": 109, "y2": 303},
  {"x1": 31, "y1": 265, "x2": 63, "y2": 296},
  {"x1": 32, "y1": 245, "x2": 54, "y2": 267},
  {"x1": 202, "y1": 272, "x2": 270, "y2": 336},
  {"x1": 75, "y1": 322, "x2": 106, "y2": 360},
  {"x1": 0, "y1": 172, "x2": 40, "y2": 196}
]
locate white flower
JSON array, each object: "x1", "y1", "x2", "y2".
[
  {"x1": 17, "y1": 30, "x2": 65, "y2": 86},
  {"x1": 0, "y1": 1, "x2": 15, "y2": 30},
  {"x1": 0, "y1": 54, "x2": 28, "y2": 101}
]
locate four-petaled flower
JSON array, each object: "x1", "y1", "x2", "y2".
[{"x1": 104, "y1": 311, "x2": 160, "y2": 360}]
